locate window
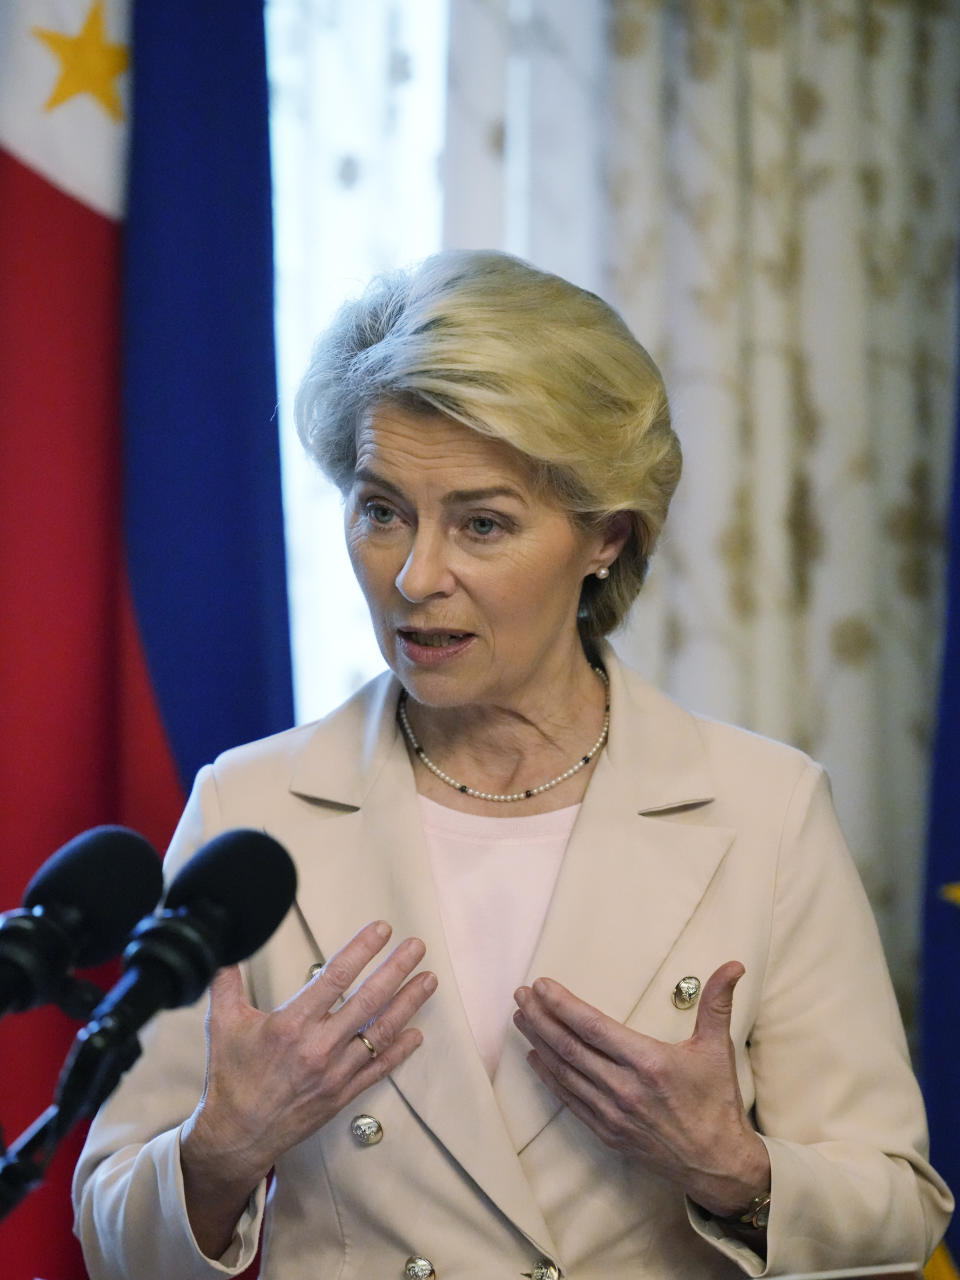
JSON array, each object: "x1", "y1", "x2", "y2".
[{"x1": 267, "y1": 0, "x2": 448, "y2": 721}]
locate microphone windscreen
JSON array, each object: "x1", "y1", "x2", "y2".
[
  {"x1": 163, "y1": 830, "x2": 297, "y2": 966},
  {"x1": 23, "y1": 826, "x2": 164, "y2": 966}
]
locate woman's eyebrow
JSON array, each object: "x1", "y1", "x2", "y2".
[
  {"x1": 354, "y1": 468, "x2": 527, "y2": 508},
  {"x1": 444, "y1": 486, "x2": 528, "y2": 505},
  {"x1": 353, "y1": 466, "x2": 406, "y2": 499}
]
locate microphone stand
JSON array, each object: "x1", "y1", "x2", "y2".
[
  {"x1": 0, "y1": 975, "x2": 141, "y2": 1223},
  {"x1": 0, "y1": 908, "x2": 222, "y2": 1222}
]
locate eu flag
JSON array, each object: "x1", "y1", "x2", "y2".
[{"x1": 921, "y1": 335, "x2": 960, "y2": 1271}]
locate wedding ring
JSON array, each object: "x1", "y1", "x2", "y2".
[{"x1": 356, "y1": 1031, "x2": 378, "y2": 1058}]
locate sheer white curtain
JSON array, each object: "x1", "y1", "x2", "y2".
[
  {"x1": 268, "y1": 0, "x2": 960, "y2": 1005},
  {"x1": 266, "y1": 0, "x2": 448, "y2": 721},
  {"x1": 444, "y1": 0, "x2": 960, "y2": 1005}
]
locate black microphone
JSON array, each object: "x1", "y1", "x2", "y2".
[
  {"x1": 0, "y1": 827, "x2": 164, "y2": 1018},
  {"x1": 87, "y1": 827, "x2": 297, "y2": 1038},
  {"x1": 54, "y1": 828, "x2": 297, "y2": 1126},
  {"x1": 0, "y1": 829, "x2": 297, "y2": 1221}
]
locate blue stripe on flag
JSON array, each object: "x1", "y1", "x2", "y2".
[
  {"x1": 123, "y1": 1, "x2": 293, "y2": 790},
  {"x1": 922, "y1": 322, "x2": 960, "y2": 1253}
]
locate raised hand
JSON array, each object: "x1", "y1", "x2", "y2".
[
  {"x1": 513, "y1": 960, "x2": 770, "y2": 1218},
  {"x1": 181, "y1": 920, "x2": 435, "y2": 1259}
]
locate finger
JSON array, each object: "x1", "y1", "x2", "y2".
[
  {"x1": 206, "y1": 964, "x2": 252, "y2": 1029},
  {"x1": 348, "y1": 969, "x2": 437, "y2": 1062},
  {"x1": 517, "y1": 978, "x2": 639, "y2": 1065},
  {"x1": 514, "y1": 1007, "x2": 615, "y2": 1109},
  {"x1": 513, "y1": 997, "x2": 620, "y2": 1091},
  {"x1": 523, "y1": 1046, "x2": 619, "y2": 1147},
  {"x1": 692, "y1": 960, "x2": 745, "y2": 1043},
  {"x1": 336, "y1": 1024, "x2": 426, "y2": 1107},
  {"x1": 336, "y1": 936, "x2": 427, "y2": 1040},
  {"x1": 295, "y1": 920, "x2": 394, "y2": 1012}
]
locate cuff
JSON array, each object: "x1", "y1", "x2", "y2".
[
  {"x1": 168, "y1": 1127, "x2": 268, "y2": 1274},
  {"x1": 685, "y1": 1197, "x2": 767, "y2": 1277}
]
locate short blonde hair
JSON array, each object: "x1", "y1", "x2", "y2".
[{"x1": 295, "y1": 250, "x2": 681, "y2": 643}]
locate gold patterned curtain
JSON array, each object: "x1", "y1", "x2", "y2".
[{"x1": 443, "y1": 0, "x2": 960, "y2": 1013}]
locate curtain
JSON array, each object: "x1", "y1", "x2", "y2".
[
  {"x1": 267, "y1": 0, "x2": 448, "y2": 720},
  {"x1": 443, "y1": 0, "x2": 960, "y2": 1010}
]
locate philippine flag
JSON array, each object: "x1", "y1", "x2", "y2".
[{"x1": 0, "y1": 3, "x2": 292, "y2": 1277}]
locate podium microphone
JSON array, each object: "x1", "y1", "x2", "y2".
[
  {"x1": 55, "y1": 827, "x2": 297, "y2": 1125},
  {"x1": 0, "y1": 828, "x2": 297, "y2": 1223},
  {"x1": 0, "y1": 827, "x2": 164, "y2": 1018}
]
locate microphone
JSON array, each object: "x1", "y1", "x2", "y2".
[
  {"x1": 54, "y1": 828, "x2": 297, "y2": 1126},
  {"x1": 0, "y1": 827, "x2": 164, "y2": 1018},
  {"x1": 0, "y1": 830, "x2": 294, "y2": 1222}
]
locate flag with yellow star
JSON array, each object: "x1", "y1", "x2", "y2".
[
  {"x1": 0, "y1": 3, "x2": 291, "y2": 1277},
  {"x1": 0, "y1": 0, "x2": 128, "y2": 215},
  {"x1": 920, "y1": 319, "x2": 960, "y2": 1275}
]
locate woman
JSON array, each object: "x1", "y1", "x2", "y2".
[{"x1": 74, "y1": 251, "x2": 951, "y2": 1279}]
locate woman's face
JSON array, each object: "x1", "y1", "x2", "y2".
[{"x1": 345, "y1": 403, "x2": 613, "y2": 711}]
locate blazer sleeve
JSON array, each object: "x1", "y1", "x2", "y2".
[
  {"x1": 72, "y1": 766, "x2": 269, "y2": 1280},
  {"x1": 689, "y1": 762, "x2": 953, "y2": 1275}
]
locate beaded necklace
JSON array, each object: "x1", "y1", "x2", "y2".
[{"x1": 397, "y1": 666, "x2": 610, "y2": 804}]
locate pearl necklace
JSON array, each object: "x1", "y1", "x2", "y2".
[{"x1": 397, "y1": 667, "x2": 610, "y2": 804}]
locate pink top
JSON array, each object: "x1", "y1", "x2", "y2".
[{"x1": 419, "y1": 794, "x2": 579, "y2": 1077}]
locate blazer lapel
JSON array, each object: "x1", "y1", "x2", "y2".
[
  {"x1": 493, "y1": 651, "x2": 735, "y2": 1153},
  {"x1": 287, "y1": 674, "x2": 562, "y2": 1257}
]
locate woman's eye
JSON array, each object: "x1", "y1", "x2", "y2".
[
  {"x1": 365, "y1": 502, "x2": 396, "y2": 527},
  {"x1": 466, "y1": 515, "x2": 500, "y2": 537}
]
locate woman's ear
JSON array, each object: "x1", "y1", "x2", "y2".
[{"x1": 595, "y1": 511, "x2": 632, "y2": 569}]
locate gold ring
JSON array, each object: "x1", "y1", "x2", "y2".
[{"x1": 356, "y1": 1032, "x2": 378, "y2": 1058}]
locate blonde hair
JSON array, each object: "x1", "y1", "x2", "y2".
[{"x1": 295, "y1": 250, "x2": 681, "y2": 643}]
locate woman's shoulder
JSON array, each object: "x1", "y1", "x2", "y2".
[
  {"x1": 606, "y1": 646, "x2": 823, "y2": 811},
  {"x1": 205, "y1": 668, "x2": 398, "y2": 790}
]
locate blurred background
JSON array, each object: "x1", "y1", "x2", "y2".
[{"x1": 1, "y1": 2, "x2": 958, "y2": 1278}]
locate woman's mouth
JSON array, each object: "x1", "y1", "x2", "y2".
[
  {"x1": 400, "y1": 629, "x2": 470, "y2": 647},
  {"x1": 396, "y1": 628, "x2": 475, "y2": 664}
]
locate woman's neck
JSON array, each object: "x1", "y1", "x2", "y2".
[{"x1": 400, "y1": 655, "x2": 609, "y2": 816}]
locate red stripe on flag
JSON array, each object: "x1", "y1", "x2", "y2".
[
  {"x1": 0, "y1": 146, "x2": 124, "y2": 851},
  {"x1": 0, "y1": 146, "x2": 184, "y2": 1279}
]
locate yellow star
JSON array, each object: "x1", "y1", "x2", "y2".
[
  {"x1": 939, "y1": 883, "x2": 960, "y2": 908},
  {"x1": 33, "y1": 1, "x2": 129, "y2": 122}
]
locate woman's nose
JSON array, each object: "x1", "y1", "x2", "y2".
[{"x1": 395, "y1": 533, "x2": 454, "y2": 602}]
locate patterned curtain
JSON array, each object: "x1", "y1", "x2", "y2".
[{"x1": 443, "y1": 0, "x2": 960, "y2": 1012}]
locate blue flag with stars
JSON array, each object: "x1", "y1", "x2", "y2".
[{"x1": 921, "y1": 332, "x2": 960, "y2": 1271}]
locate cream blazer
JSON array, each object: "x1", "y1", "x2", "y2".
[{"x1": 73, "y1": 651, "x2": 952, "y2": 1280}]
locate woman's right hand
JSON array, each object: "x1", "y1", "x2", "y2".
[{"x1": 179, "y1": 920, "x2": 435, "y2": 1259}]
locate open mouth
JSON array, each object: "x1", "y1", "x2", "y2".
[{"x1": 398, "y1": 629, "x2": 472, "y2": 648}]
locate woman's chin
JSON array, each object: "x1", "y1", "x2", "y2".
[
  {"x1": 398, "y1": 674, "x2": 479, "y2": 710},
  {"x1": 392, "y1": 654, "x2": 491, "y2": 710}
]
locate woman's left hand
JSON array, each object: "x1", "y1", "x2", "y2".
[{"x1": 513, "y1": 960, "x2": 770, "y2": 1217}]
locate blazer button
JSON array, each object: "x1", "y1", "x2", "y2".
[
  {"x1": 306, "y1": 962, "x2": 324, "y2": 982},
  {"x1": 523, "y1": 1261, "x2": 560, "y2": 1279},
  {"x1": 403, "y1": 1257, "x2": 436, "y2": 1278},
  {"x1": 350, "y1": 1114, "x2": 383, "y2": 1145},
  {"x1": 672, "y1": 975, "x2": 701, "y2": 1010}
]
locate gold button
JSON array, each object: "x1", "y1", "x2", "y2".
[
  {"x1": 672, "y1": 976, "x2": 701, "y2": 1010},
  {"x1": 523, "y1": 1261, "x2": 560, "y2": 1280},
  {"x1": 306, "y1": 961, "x2": 324, "y2": 982},
  {"x1": 404, "y1": 1257, "x2": 436, "y2": 1279},
  {"x1": 350, "y1": 1114, "x2": 383, "y2": 1145}
]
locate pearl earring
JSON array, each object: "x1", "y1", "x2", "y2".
[{"x1": 595, "y1": 566, "x2": 610, "y2": 580}]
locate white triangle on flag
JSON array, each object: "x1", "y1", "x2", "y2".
[{"x1": 0, "y1": 0, "x2": 129, "y2": 220}]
